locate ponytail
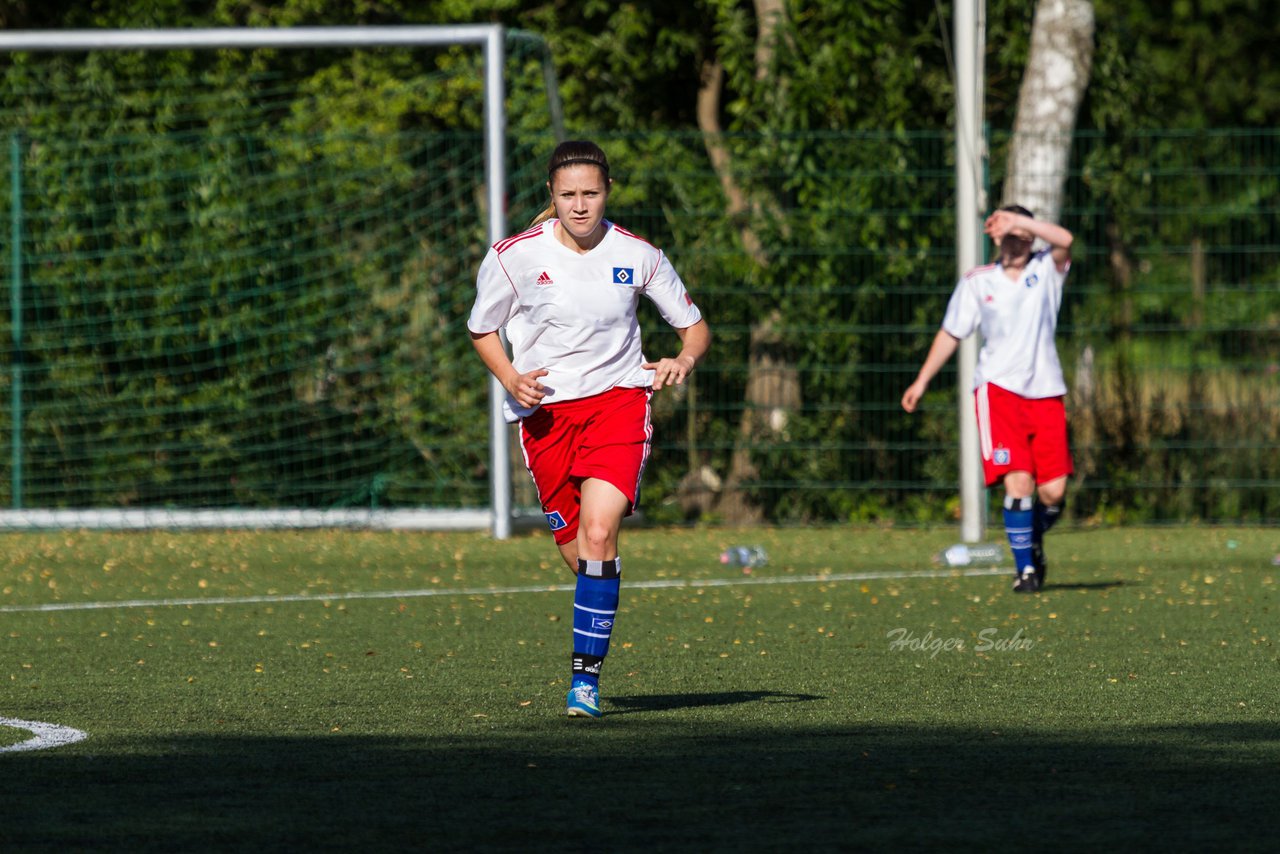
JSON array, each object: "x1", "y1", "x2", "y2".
[{"x1": 530, "y1": 203, "x2": 556, "y2": 227}]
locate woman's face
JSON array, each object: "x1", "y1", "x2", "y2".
[
  {"x1": 548, "y1": 164, "x2": 610, "y2": 249},
  {"x1": 997, "y1": 227, "x2": 1034, "y2": 261}
]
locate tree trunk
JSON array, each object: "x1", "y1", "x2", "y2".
[
  {"x1": 753, "y1": 0, "x2": 788, "y2": 79},
  {"x1": 696, "y1": 58, "x2": 764, "y2": 264},
  {"x1": 1001, "y1": 0, "x2": 1095, "y2": 222},
  {"x1": 1001, "y1": 1, "x2": 1095, "y2": 519},
  {"x1": 692, "y1": 3, "x2": 795, "y2": 524}
]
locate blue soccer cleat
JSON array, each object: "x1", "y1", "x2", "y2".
[{"x1": 566, "y1": 682, "x2": 602, "y2": 718}]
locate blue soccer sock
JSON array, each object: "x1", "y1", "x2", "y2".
[
  {"x1": 1003, "y1": 495, "x2": 1035, "y2": 573},
  {"x1": 1034, "y1": 498, "x2": 1065, "y2": 542},
  {"x1": 571, "y1": 557, "x2": 621, "y2": 688}
]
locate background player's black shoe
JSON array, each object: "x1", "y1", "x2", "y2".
[{"x1": 1013, "y1": 567, "x2": 1040, "y2": 593}]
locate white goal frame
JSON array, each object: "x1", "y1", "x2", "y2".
[{"x1": 0, "y1": 26, "x2": 523, "y2": 536}]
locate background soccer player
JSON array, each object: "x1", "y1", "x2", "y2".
[
  {"x1": 901, "y1": 205, "x2": 1074, "y2": 593},
  {"x1": 468, "y1": 140, "x2": 711, "y2": 716}
]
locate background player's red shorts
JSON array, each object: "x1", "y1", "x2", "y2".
[
  {"x1": 518, "y1": 386, "x2": 653, "y2": 545},
  {"x1": 975, "y1": 382, "x2": 1073, "y2": 487}
]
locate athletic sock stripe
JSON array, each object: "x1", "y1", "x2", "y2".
[
  {"x1": 579, "y1": 557, "x2": 622, "y2": 578},
  {"x1": 573, "y1": 603, "x2": 617, "y2": 615},
  {"x1": 573, "y1": 628, "x2": 613, "y2": 639}
]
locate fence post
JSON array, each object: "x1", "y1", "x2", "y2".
[
  {"x1": 955, "y1": 0, "x2": 987, "y2": 543},
  {"x1": 9, "y1": 131, "x2": 23, "y2": 509}
]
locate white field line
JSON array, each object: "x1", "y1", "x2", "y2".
[
  {"x1": 0, "y1": 565, "x2": 1005, "y2": 753},
  {"x1": 0, "y1": 565, "x2": 1007, "y2": 614},
  {"x1": 0, "y1": 717, "x2": 88, "y2": 753}
]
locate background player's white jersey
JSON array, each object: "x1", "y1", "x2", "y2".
[
  {"x1": 468, "y1": 219, "x2": 703, "y2": 420},
  {"x1": 941, "y1": 248, "x2": 1070, "y2": 399}
]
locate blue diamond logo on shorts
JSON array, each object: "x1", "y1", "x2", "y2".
[
  {"x1": 544, "y1": 511, "x2": 567, "y2": 531},
  {"x1": 994, "y1": 448, "x2": 1011, "y2": 465},
  {"x1": 612, "y1": 266, "x2": 634, "y2": 285}
]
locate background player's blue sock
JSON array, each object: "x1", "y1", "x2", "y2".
[
  {"x1": 1003, "y1": 495, "x2": 1035, "y2": 572},
  {"x1": 1034, "y1": 498, "x2": 1065, "y2": 541},
  {"x1": 572, "y1": 557, "x2": 621, "y2": 688}
]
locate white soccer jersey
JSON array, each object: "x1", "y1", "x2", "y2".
[
  {"x1": 468, "y1": 219, "x2": 703, "y2": 420},
  {"x1": 941, "y1": 248, "x2": 1070, "y2": 399}
]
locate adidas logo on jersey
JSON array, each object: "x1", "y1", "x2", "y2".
[{"x1": 536, "y1": 271, "x2": 554, "y2": 286}]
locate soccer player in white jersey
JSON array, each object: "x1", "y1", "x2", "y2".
[
  {"x1": 468, "y1": 140, "x2": 711, "y2": 716},
  {"x1": 901, "y1": 205, "x2": 1075, "y2": 593}
]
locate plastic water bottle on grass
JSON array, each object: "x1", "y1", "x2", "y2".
[
  {"x1": 720, "y1": 545, "x2": 768, "y2": 573},
  {"x1": 936, "y1": 543, "x2": 1004, "y2": 567}
]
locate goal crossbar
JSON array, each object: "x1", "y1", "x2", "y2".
[{"x1": 0, "y1": 26, "x2": 504, "y2": 52}]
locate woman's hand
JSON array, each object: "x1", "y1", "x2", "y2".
[
  {"x1": 505, "y1": 368, "x2": 549, "y2": 409},
  {"x1": 983, "y1": 209, "x2": 1023, "y2": 242},
  {"x1": 643, "y1": 354, "x2": 696, "y2": 391},
  {"x1": 901, "y1": 378, "x2": 929, "y2": 413}
]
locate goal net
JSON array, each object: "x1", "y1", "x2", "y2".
[{"x1": 0, "y1": 27, "x2": 550, "y2": 530}]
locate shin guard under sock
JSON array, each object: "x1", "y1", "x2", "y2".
[
  {"x1": 1003, "y1": 495, "x2": 1035, "y2": 573},
  {"x1": 571, "y1": 557, "x2": 621, "y2": 688}
]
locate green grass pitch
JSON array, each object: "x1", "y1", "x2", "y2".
[{"x1": 2, "y1": 526, "x2": 1277, "y2": 850}]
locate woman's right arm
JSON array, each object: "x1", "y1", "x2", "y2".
[
  {"x1": 469, "y1": 330, "x2": 548, "y2": 410},
  {"x1": 901, "y1": 328, "x2": 961, "y2": 413}
]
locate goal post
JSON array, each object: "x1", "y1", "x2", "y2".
[
  {"x1": 953, "y1": 1, "x2": 989, "y2": 544},
  {"x1": 0, "y1": 25, "x2": 536, "y2": 536}
]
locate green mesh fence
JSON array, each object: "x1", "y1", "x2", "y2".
[
  {"x1": 0, "y1": 70, "x2": 497, "y2": 515},
  {"x1": 598, "y1": 128, "x2": 1280, "y2": 527},
  {"x1": 2, "y1": 61, "x2": 1279, "y2": 526},
  {"x1": 1047, "y1": 129, "x2": 1280, "y2": 524}
]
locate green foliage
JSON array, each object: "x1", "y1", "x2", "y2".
[
  {"x1": 2, "y1": 2, "x2": 1279, "y2": 523},
  {"x1": 0, "y1": 56, "x2": 496, "y2": 508},
  {"x1": 1090, "y1": 0, "x2": 1280, "y2": 128}
]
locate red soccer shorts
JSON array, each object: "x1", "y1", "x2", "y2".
[
  {"x1": 518, "y1": 386, "x2": 653, "y2": 545},
  {"x1": 975, "y1": 382, "x2": 1073, "y2": 487}
]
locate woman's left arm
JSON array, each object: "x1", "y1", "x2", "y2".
[
  {"x1": 986, "y1": 210, "x2": 1074, "y2": 269},
  {"x1": 1029, "y1": 219, "x2": 1074, "y2": 269}
]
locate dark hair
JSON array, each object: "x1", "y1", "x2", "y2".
[
  {"x1": 530, "y1": 140, "x2": 612, "y2": 226},
  {"x1": 1000, "y1": 203, "x2": 1034, "y2": 218},
  {"x1": 547, "y1": 139, "x2": 610, "y2": 183}
]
